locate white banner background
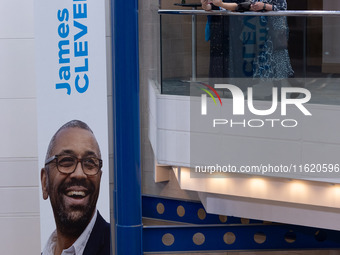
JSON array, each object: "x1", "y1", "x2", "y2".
[{"x1": 34, "y1": 0, "x2": 109, "y2": 250}]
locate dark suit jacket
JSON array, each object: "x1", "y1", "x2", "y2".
[{"x1": 83, "y1": 211, "x2": 111, "y2": 255}]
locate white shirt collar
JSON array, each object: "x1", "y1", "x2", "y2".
[{"x1": 42, "y1": 210, "x2": 98, "y2": 255}]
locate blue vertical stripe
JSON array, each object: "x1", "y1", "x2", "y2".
[{"x1": 112, "y1": 0, "x2": 142, "y2": 254}]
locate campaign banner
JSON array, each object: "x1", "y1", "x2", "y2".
[{"x1": 34, "y1": 0, "x2": 109, "y2": 250}]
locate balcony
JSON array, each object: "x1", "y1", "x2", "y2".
[{"x1": 148, "y1": 6, "x2": 340, "y2": 230}]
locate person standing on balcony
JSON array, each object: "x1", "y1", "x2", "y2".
[
  {"x1": 249, "y1": 0, "x2": 294, "y2": 81},
  {"x1": 249, "y1": 0, "x2": 304, "y2": 98},
  {"x1": 201, "y1": 0, "x2": 238, "y2": 79}
]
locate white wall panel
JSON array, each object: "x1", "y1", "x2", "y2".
[
  {"x1": 158, "y1": 129, "x2": 190, "y2": 166},
  {"x1": 0, "y1": 39, "x2": 36, "y2": 98},
  {"x1": 0, "y1": 0, "x2": 34, "y2": 39},
  {"x1": 0, "y1": 159, "x2": 38, "y2": 187},
  {"x1": 0, "y1": 217, "x2": 40, "y2": 254},
  {"x1": 157, "y1": 96, "x2": 190, "y2": 131},
  {"x1": 302, "y1": 105, "x2": 340, "y2": 143},
  {"x1": 0, "y1": 188, "x2": 39, "y2": 214},
  {"x1": 0, "y1": 99, "x2": 37, "y2": 158}
]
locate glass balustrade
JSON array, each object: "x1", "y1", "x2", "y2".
[{"x1": 159, "y1": 9, "x2": 340, "y2": 106}]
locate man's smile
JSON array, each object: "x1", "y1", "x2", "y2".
[
  {"x1": 62, "y1": 185, "x2": 91, "y2": 206},
  {"x1": 66, "y1": 190, "x2": 86, "y2": 198}
]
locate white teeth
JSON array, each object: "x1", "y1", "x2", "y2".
[{"x1": 67, "y1": 191, "x2": 86, "y2": 197}]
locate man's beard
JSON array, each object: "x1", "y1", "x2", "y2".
[
  {"x1": 50, "y1": 179, "x2": 97, "y2": 237},
  {"x1": 55, "y1": 203, "x2": 94, "y2": 237}
]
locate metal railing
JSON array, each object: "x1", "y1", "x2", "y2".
[{"x1": 159, "y1": 9, "x2": 340, "y2": 17}]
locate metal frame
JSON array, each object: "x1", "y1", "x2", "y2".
[
  {"x1": 144, "y1": 224, "x2": 340, "y2": 253},
  {"x1": 142, "y1": 195, "x2": 263, "y2": 225},
  {"x1": 142, "y1": 195, "x2": 340, "y2": 253},
  {"x1": 112, "y1": 0, "x2": 142, "y2": 254}
]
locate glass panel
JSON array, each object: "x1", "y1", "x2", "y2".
[{"x1": 160, "y1": 11, "x2": 340, "y2": 106}]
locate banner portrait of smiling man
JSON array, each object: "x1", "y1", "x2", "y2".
[{"x1": 34, "y1": 0, "x2": 110, "y2": 253}]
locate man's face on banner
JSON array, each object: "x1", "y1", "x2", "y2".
[{"x1": 41, "y1": 127, "x2": 102, "y2": 235}]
